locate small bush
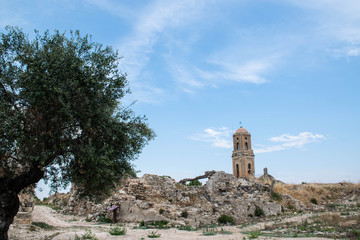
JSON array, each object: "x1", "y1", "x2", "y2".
[
  {"x1": 270, "y1": 191, "x2": 282, "y2": 201},
  {"x1": 159, "y1": 208, "x2": 164, "y2": 215},
  {"x1": 219, "y1": 228, "x2": 233, "y2": 235},
  {"x1": 97, "y1": 215, "x2": 112, "y2": 223},
  {"x1": 217, "y1": 214, "x2": 235, "y2": 225},
  {"x1": 181, "y1": 210, "x2": 188, "y2": 218},
  {"x1": 147, "y1": 230, "x2": 161, "y2": 238},
  {"x1": 254, "y1": 206, "x2": 265, "y2": 217},
  {"x1": 202, "y1": 226, "x2": 217, "y2": 236},
  {"x1": 74, "y1": 230, "x2": 98, "y2": 240},
  {"x1": 248, "y1": 230, "x2": 260, "y2": 239},
  {"x1": 32, "y1": 222, "x2": 54, "y2": 230},
  {"x1": 177, "y1": 225, "x2": 197, "y2": 231},
  {"x1": 109, "y1": 226, "x2": 126, "y2": 235},
  {"x1": 187, "y1": 179, "x2": 202, "y2": 186},
  {"x1": 310, "y1": 198, "x2": 318, "y2": 205}
]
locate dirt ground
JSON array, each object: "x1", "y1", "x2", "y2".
[{"x1": 9, "y1": 205, "x2": 334, "y2": 240}]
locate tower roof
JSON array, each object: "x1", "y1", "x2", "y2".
[{"x1": 234, "y1": 127, "x2": 249, "y2": 134}]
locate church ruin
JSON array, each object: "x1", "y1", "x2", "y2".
[{"x1": 232, "y1": 127, "x2": 255, "y2": 178}]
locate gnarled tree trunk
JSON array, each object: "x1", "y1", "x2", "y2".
[
  {"x1": 0, "y1": 166, "x2": 43, "y2": 240},
  {"x1": 0, "y1": 189, "x2": 19, "y2": 240}
]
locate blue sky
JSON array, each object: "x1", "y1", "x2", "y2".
[{"x1": 1, "y1": 0, "x2": 360, "y2": 198}]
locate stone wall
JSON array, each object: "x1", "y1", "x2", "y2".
[{"x1": 14, "y1": 186, "x2": 35, "y2": 224}]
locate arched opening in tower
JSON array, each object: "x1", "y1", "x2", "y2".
[{"x1": 236, "y1": 164, "x2": 239, "y2": 178}]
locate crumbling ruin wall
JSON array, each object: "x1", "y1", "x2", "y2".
[
  {"x1": 66, "y1": 171, "x2": 282, "y2": 226},
  {"x1": 14, "y1": 186, "x2": 35, "y2": 224}
]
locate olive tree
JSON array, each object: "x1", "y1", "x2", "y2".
[{"x1": 0, "y1": 26, "x2": 155, "y2": 239}]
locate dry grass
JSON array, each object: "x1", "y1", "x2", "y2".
[{"x1": 273, "y1": 182, "x2": 360, "y2": 205}]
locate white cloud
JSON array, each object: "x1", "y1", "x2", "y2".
[
  {"x1": 198, "y1": 58, "x2": 274, "y2": 84},
  {"x1": 329, "y1": 47, "x2": 360, "y2": 58},
  {"x1": 285, "y1": 0, "x2": 360, "y2": 57},
  {"x1": 255, "y1": 132, "x2": 326, "y2": 153},
  {"x1": 191, "y1": 127, "x2": 232, "y2": 149},
  {"x1": 86, "y1": 0, "x2": 133, "y2": 19},
  {"x1": 115, "y1": 0, "x2": 208, "y2": 102}
]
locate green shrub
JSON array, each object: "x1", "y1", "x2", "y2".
[
  {"x1": 187, "y1": 179, "x2": 202, "y2": 186},
  {"x1": 177, "y1": 225, "x2": 197, "y2": 231},
  {"x1": 181, "y1": 210, "x2": 188, "y2": 218},
  {"x1": 248, "y1": 230, "x2": 260, "y2": 239},
  {"x1": 310, "y1": 198, "x2": 318, "y2": 205},
  {"x1": 219, "y1": 228, "x2": 233, "y2": 235},
  {"x1": 159, "y1": 208, "x2": 164, "y2": 214},
  {"x1": 109, "y1": 226, "x2": 126, "y2": 235},
  {"x1": 97, "y1": 215, "x2": 112, "y2": 223},
  {"x1": 217, "y1": 214, "x2": 235, "y2": 225},
  {"x1": 31, "y1": 222, "x2": 54, "y2": 230},
  {"x1": 147, "y1": 230, "x2": 161, "y2": 238},
  {"x1": 254, "y1": 206, "x2": 265, "y2": 217},
  {"x1": 74, "y1": 230, "x2": 98, "y2": 240},
  {"x1": 270, "y1": 191, "x2": 282, "y2": 201}
]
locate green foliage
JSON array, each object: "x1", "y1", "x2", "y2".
[
  {"x1": 219, "y1": 228, "x2": 233, "y2": 235},
  {"x1": 31, "y1": 222, "x2": 54, "y2": 230},
  {"x1": 187, "y1": 179, "x2": 202, "y2": 186},
  {"x1": 202, "y1": 226, "x2": 217, "y2": 236},
  {"x1": 147, "y1": 230, "x2": 161, "y2": 238},
  {"x1": 0, "y1": 26, "x2": 155, "y2": 200},
  {"x1": 270, "y1": 191, "x2": 282, "y2": 201},
  {"x1": 254, "y1": 206, "x2": 265, "y2": 217},
  {"x1": 74, "y1": 230, "x2": 98, "y2": 240},
  {"x1": 177, "y1": 225, "x2": 198, "y2": 231},
  {"x1": 109, "y1": 226, "x2": 126, "y2": 235},
  {"x1": 181, "y1": 210, "x2": 188, "y2": 218},
  {"x1": 136, "y1": 220, "x2": 169, "y2": 229},
  {"x1": 310, "y1": 198, "x2": 318, "y2": 205},
  {"x1": 97, "y1": 215, "x2": 112, "y2": 223},
  {"x1": 217, "y1": 214, "x2": 235, "y2": 225},
  {"x1": 248, "y1": 230, "x2": 260, "y2": 239}
]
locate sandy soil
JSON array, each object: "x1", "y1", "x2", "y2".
[{"x1": 9, "y1": 206, "x2": 332, "y2": 240}]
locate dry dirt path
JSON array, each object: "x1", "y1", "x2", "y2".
[{"x1": 9, "y1": 205, "x2": 332, "y2": 240}]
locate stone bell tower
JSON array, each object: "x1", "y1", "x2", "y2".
[{"x1": 232, "y1": 127, "x2": 255, "y2": 178}]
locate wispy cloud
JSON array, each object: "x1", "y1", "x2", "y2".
[
  {"x1": 286, "y1": 0, "x2": 360, "y2": 58},
  {"x1": 191, "y1": 127, "x2": 232, "y2": 149},
  {"x1": 197, "y1": 58, "x2": 275, "y2": 84},
  {"x1": 86, "y1": 0, "x2": 134, "y2": 19},
  {"x1": 116, "y1": 0, "x2": 207, "y2": 103},
  {"x1": 255, "y1": 132, "x2": 326, "y2": 153},
  {"x1": 191, "y1": 129, "x2": 326, "y2": 153}
]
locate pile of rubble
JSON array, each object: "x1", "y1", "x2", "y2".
[{"x1": 65, "y1": 171, "x2": 284, "y2": 226}]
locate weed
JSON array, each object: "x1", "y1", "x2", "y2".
[
  {"x1": 159, "y1": 208, "x2": 164, "y2": 215},
  {"x1": 248, "y1": 230, "x2": 260, "y2": 239},
  {"x1": 270, "y1": 191, "x2": 282, "y2": 201},
  {"x1": 310, "y1": 198, "x2": 318, "y2": 205},
  {"x1": 147, "y1": 230, "x2": 161, "y2": 238},
  {"x1": 97, "y1": 215, "x2": 112, "y2": 223},
  {"x1": 181, "y1": 210, "x2": 188, "y2": 218},
  {"x1": 218, "y1": 214, "x2": 235, "y2": 225},
  {"x1": 109, "y1": 226, "x2": 126, "y2": 235},
  {"x1": 177, "y1": 225, "x2": 197, "y2": 231},
  {"x1": 254, "y1": 206, "x2": 265, "y2": 217},
  {"x1": 74, "y1": 230, "x2": 98, "y2": 240},
  {"x1": 219, "y1": 228, "x2": 233, "y2": 235},
  {"x1": 32, "y1": 222, "x2": 54, "y2": 230},
  {"x1": 202, "y1": 228, "x2": 217, "y2": 236},
  {"x1": 29, "y1": 225, "x2": 37, "y2": 231}
]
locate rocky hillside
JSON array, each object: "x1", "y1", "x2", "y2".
[{"x1": 62, "y1": 171, "x2": 287, "y2": 226}]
